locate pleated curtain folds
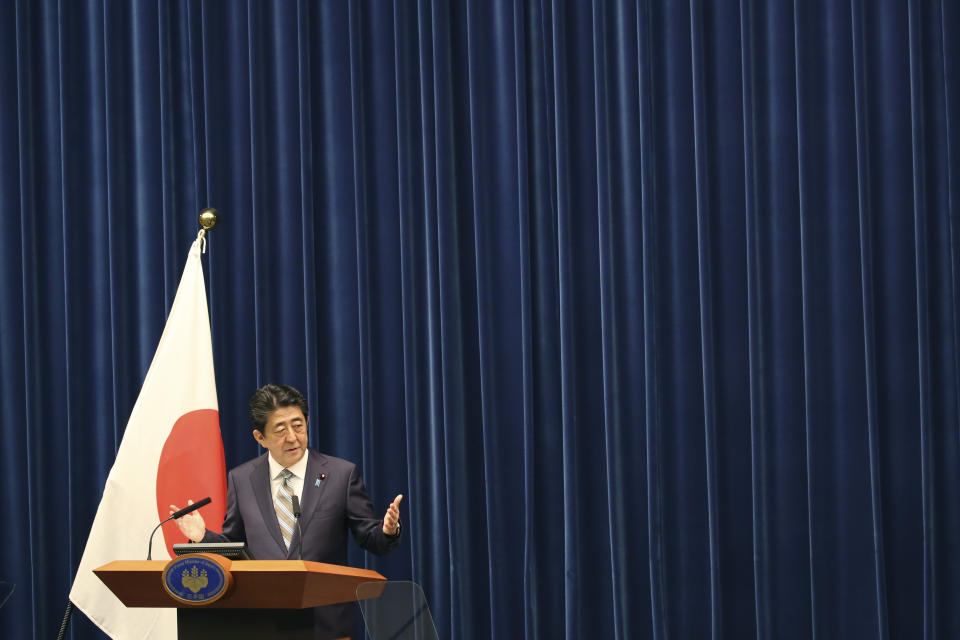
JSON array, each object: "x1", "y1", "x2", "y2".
[{"x1": 1, "y1": 1, "x2": 958, "y2": 639}]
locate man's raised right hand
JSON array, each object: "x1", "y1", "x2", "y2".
[{"x1": 169, "y1": 499, "x2": 206, "y2": 543}]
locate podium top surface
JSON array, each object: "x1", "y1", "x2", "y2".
[{"x1": 94, "y1": 559, "x2": 386, "y2": 609}]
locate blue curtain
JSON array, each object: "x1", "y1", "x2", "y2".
[{"x1": 2, "y1": 1, "x2": 959, "y2": 638}]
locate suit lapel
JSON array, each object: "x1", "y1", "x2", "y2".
[
  {"x1": 299, "y1": 450, "x2": 330, "y2": 530},
  {"x1": 249, "y1": 453, "x2": 288, "y2": 554}
]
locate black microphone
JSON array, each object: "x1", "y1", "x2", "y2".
[
  {"x1": 291, "y1": 495, "x2": 303, "y2": 560},
  {"x1": 170, "y1": 496, "x2": 211, "y2": 519},
  {"x1": 147, "y1": 497, "x2": 212, "y2": 560}
]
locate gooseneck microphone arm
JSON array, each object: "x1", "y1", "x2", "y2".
[
  {"x1": 146, "y1": 497, "x2": 212, "y2": 560},
  {"x1": 291, "y1": 495, "x2": 303, "y2": 561}
]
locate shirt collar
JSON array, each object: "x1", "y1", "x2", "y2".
[{"x1": 267, "y1": 449, "x2": 309, "y2": 480}]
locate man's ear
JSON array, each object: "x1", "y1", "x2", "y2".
[{"x1": 252, "y1": 429, "x2": 265, "y2": 446}]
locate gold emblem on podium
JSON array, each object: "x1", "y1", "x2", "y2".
[
  {"x1": 181, "y1": 566, "x2": 209, "y2": 593},
  {"x1": 162, "y1": 553, "x2": 232, "y2": 605}
]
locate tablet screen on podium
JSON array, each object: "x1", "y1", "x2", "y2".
[{"x1": 172, "y1": 542, "x2": 251, "y2": 560}]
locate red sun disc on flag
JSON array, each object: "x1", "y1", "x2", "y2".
[{"x1": 155, "y1": 409, "x2": 227, "y2": 558}]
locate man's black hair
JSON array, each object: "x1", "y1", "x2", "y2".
[{"x1": 249, "y1": 384, "x2": 309, "y2": 433}]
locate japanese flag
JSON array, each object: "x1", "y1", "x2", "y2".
[{"x1": 69, "y1": 232, "x2": 227, "y2": 638}]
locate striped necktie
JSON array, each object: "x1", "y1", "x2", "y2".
[{"x1": 274, "y1": 468, "x2": 296, "y2": 549}]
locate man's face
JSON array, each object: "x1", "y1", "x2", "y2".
[{"x1": 253, "y1": 405, "x2": 308, "y2": 467}]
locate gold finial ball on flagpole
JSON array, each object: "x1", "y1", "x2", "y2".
[{"x1": 198, "y1": 207, "x2": 219, "y2": 230}]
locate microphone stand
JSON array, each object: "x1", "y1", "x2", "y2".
[
  {"x1": 291, "y1": 495, "x2": 303, "y2": 560},
  {"x1": 147, "y1": 497, "x2": 212, "y2": 560},
  {"x1": 147, "y1": 517, "x2": 174, "y2": 561}
]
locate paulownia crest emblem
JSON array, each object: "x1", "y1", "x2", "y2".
[{"x1": 181, "y1": 566, "x2": 209, "y2": 593}]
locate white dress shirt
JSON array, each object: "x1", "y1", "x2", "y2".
[{"x1": 266, "y1": 449, "x2": 309, "y2": 502}]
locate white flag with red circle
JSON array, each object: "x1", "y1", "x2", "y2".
[{"x1": 69, "y1": 232, "x2": 227, "y2": 639}]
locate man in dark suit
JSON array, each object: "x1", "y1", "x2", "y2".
[{"x1": 170, "y1": 383, "x2": 403, "y2": 639}]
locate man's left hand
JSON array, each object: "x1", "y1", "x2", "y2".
[{"x1": 382, "y1": 494, "x2": 403, "y2": 536}]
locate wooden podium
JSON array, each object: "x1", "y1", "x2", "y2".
[{"x1": 94, "y1": 558, "x2": 386, "y2": 639}]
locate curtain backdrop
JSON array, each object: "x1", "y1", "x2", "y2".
[{"x1": 1, "y1": 1, "x2": 958, "y2": 638}]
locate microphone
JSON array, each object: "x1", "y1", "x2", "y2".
[
  {"x1": 147, "y1": 497, "x2": 212, "y2": 560},
  {"x1": 170, "y1": 497, "x2": 211, "y2": 519},
  {"x1": 291, "y1": 495, "x2": 303, "y2": 560}
]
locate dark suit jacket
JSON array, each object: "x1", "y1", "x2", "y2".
[{"x1": 203, "y1": 449, "x2": 400, "y2": 637}]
